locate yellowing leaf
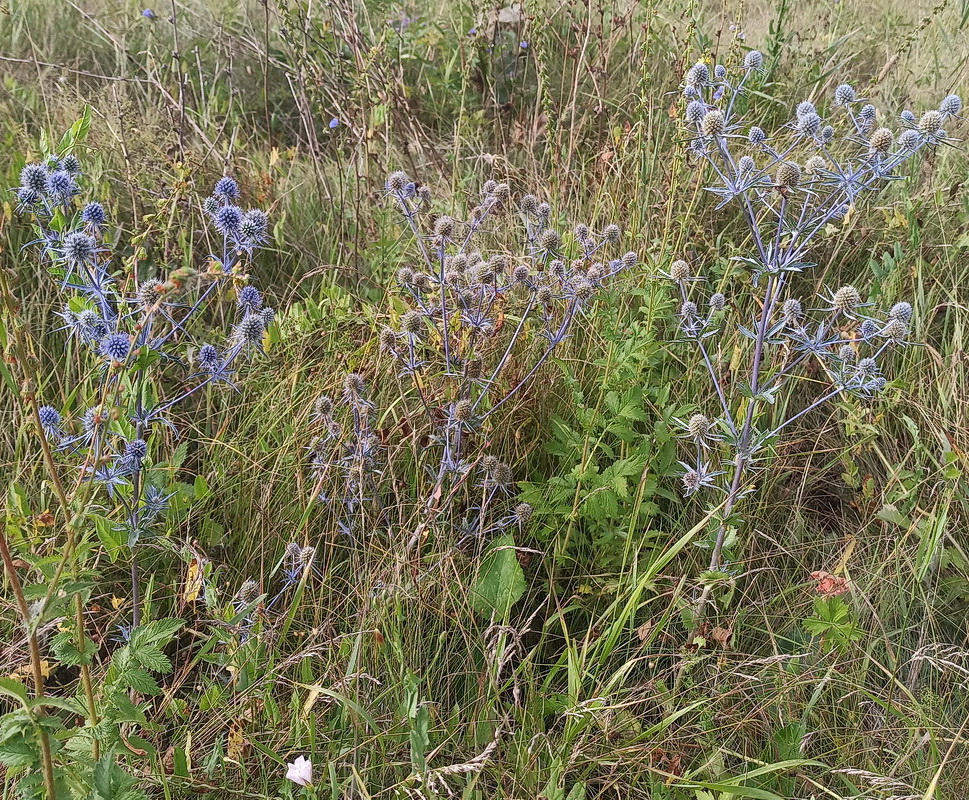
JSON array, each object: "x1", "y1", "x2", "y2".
[{"x1": 183, "y1": 558, "x2": 204, "y2": 604}]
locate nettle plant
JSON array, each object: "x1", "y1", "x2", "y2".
[
  {"x1": 304, "y1": 173, "x2": 635, "y2": 588},
  {"x1": 0, "y1": 121, "x2": 270, "y2": 797},
  {"x1": 670, "y1": 51, "x2": 961, "y2": 625}
]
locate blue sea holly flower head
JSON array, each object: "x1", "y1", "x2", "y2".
[
  {"x1": 81, "y1": 201, "x2": 107, "y2": 230},
  {"x1": 19, "y1": 164, "x2": 48, "y2": 194},
  {"x1": 46, "y1": 169, "x2": 79, "y2": 203},
  {"x1": 214, "y1": 176, "x2": 241, "y2": 202},
  {"x1": 214, "y1": 204, "x2": 244, "y2": 237}
]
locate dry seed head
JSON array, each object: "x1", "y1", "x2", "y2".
[
  {"x1": 434, "y1": 216, "x2": 455, "y2": 238},
  {"x1": 513, "y1": 265, "x2": 531, "y2": 284},
  {"x1": 883, "y1": 318, "x2": 908, "y2": 341},
  {"x1": 400, "y1": 310, "x2": 424, "y2": 335},
  {"x1": 919, "y1": 110, "x2": 943, "y2": 135},
  {"x1": 379, "y1": 328, "x2": 397, "y2": 351},
  {"x1": 805, "y1": 155, "x2": 827, "y2": 174},
  {"x1": 681, "y1": 301, "x2": 698, "y2": 318},
  {"x1": 454, "y1": 399, "x2": 474, "y2": 422},
  {"x1": 775, "y1": 161, "x2": 801, "y2": 188},
  {"x1": 483, "y1": 179, "x2": 498, "y2": 195},
  {"x1": 574, "y1": 223, "x2": 590, "y2": 240},
  {"x1": 520, "y1": 194, "x2": 539, "y2": 214},
  {"x1": 574, "y1": 280, "x2": 595, "y2": 301},
  {"x1": 514, "y1": 502, "x2": 533, "y2": 524},
  {"x1": 536, "y1": 285, "x2": 554, "y2": 304},
  {"x1": 701, "y1": 109, "x2": 726, "y2": 138},
  {"x1": 869, "y1": 127, "x2": 894, "y2": 153},
  {"x1": 669, "y1": 259, "x2": 691, "y2": 281},
  {"x1": 833, "y1": 285, "x2": 862, "y2": 312},
  {"x1": 622, "y1": 251, "x2": 637, "y2": 269},
  {"x1": 687, "y1": 413, "x2": 710, "y2": 439},
  {"x1": 709, "y1": 292, "x2": 726, "y2": 311},
  {"x1": 538, "y1": 229, "x2": 561, "y2": 252},
  {"x1": 603, "y1": 224, "x2": 621, "y2": 243},
  {"x1": 397, "y1": 267, "x2": 414, "y2": 285}
]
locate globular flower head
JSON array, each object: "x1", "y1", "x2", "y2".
[
  {"x1": 797, "y1": 112, "x2": 821, "y2": 137},
  {"x1": 198, "y1": 343, "x2": 220, "y2": 371},
  {"x1": 701, "y1": 109, "x2": 726, "y2": 138},
  {"x1": 888, "y1": 301, "x2": 912, "y2": 322},
  {"x1": 237, "y1": 285, "x2": 263, "y2": 312},
  {"x1": 536, "y1": 285, "x2": 554, "y2": 304},
  {"x1": 203, "y1": 196, "x2": 220, "y2": 218},
  {"x1": 782, "y1": 298, "x2": 803, "y2": 324},
  {"x1": 680, "y1": 300, "x2": 698, "y2": 318},
  {"x1": 709, "y1": 292, "x2": 726, "y2": 311},
  {"x1": 669, "y1": 259, "x2": 691, "y2": 282},
  {"x1": 834, "y1": 83, "x2": 855, "y2": 106},
  {"x1": 519, "y1": 194, "x2": 539, "y2": 214},
  {"x1": 46, "y1": 170, "x2": 77, "y2": 201},
  {"x1": 61, "y1": 231, "x2": 97, "y2": 266},
  {"x1": 804, "y1": 155, "x2": 827, "y2": 174},
  {"x1": 859, "y1": 104, "x2": 877, "y2": 124},
  {"x1": 685, "y1": 61, "x2": 709, "y2": 88},
  {"x1": 748, "y1": 126, "x2": 766, "y2": 145},
  {"x1": 239, "y1": 209, "x2": 269, "y2": 245},
  {"x1": 213, "y1": 176, "x2": 240, "y2": 201},
  {"x1": 775, "y1": 162, "x2": 801, "y2": 188},
  {"x1": 100, "y1": 332, "x2": 131, "y2": 363},
  {"x1": 882, "y1": 318, "x2": 908, "y2": 342},
  {"x1": 20, "y1": 164, "x2": 48, "y2": 194},
  {"x1": 900, "y1": 109, "x2": 916, "y2": 123},
  {"x1": 234, "y1": 312, "x2": 265, "y2": 349},
  {"x1": 681, "y1": 468, "x2": 703, "y2": 495},
  {"x1": 61, "y1": 154, "x2": 81, "y2": 175},
  {"x1": 343, "y1": 372, "x2": 366, "y2": 399},
  {"x1": 137, "y1": 278, "x2": 164, "y2": 310},
  {"x1": 795, "y1": 100, "x2": 817, "y2": 119},
  {"x1": 738, "y1": 155, "x2": 755, "y2": 174},
  {"x1": 238, "y1": 579, "x2": 259, "y2": 603},
  {"x1": 603, "y1": 223, "x2": 621, "y2": 243},
  {"x1": 124, "y1": 438, "x2": 148, "y2": 461},
  {"x1": 685, "y1": 100, "x2": 706, "y2": 125},
  {"x1": 434, "y1": 215, "x2": 455, "y2": 238},
  {"x1": 260, "y1": 306, "x2": 275, "y2": 327},
  {"x1": 687, "y1": 413, "x2": 710, "y2": 439},
  {"x1": 743, "y1": 50, "x2": 763, "y2": 70},
  {"x1": 573, "y1": 280, "x2": 595, "y2": 301},
  {"x1": 869, "y1": 127, "x2": 894, "y2": 153},
  {"x1": 81, "y1": 201, "x2": 107, "y2": 227},
  {"x1": 514, "y1": 502, "x2": 533, "y2": 525},
  {"x1": 713, "y1": 64, "x2": 726, "y2": 81},
  {"x1": 386, "y1": 170, "x2": 410, "y2": 194},
  {"x1": 621, "y1": 251, "x2": 638, "y2": 269},
  {"x1": 38, "y1": 405, "x2": 61, "y2": 432},
  {"x1": 538, "y1": 228, "x2": 561, "y2": 252},
  {"x1": 83, "y1": 404, "x2": 109, "y2": 434},
  {"x1": 940, "y1": 94, "x2": 962, "y2": 117},
  {"x1": 513, "y1": 264, "x2": 531, "y2": 284},
  {"x1": 898, "y1": 128, "x2": 921, "y2": 150},
  {"x1": 859, "y1": 318, "x2": 879, "y2": 340},
  {"x1": 215, "y1": 205, "x2": 244, "y2": 236},
  {"x1": 400, "y1": 310, "x2": 424, "y2": 336},
  {"x1": 397, "y1": 267, "x2": 414, "y2": 286},
  {"x1": 16, "y1": 187, "x2": 42, "y2": 209},
  {"x1": 453, "y1": 399, "x2": 474, "y2": 422},
  {"x1": 833, "y1": 285, "x2": 862, "y2": 312},
  {"x1": 857, "y1": 357, "x2": 878, "y2": 376},
  {"x1": 839, "y1": 345, "x2": 856, "y2": 362},
  {"x1": 820, "y1": 125, "x2": 835, "y2": 144},
  {"x1": 919, "y1": 110, "x2": 943, "y2": 137},
  {"x1": 313, "y1": 394, "x2": 334, "y2": 419}
]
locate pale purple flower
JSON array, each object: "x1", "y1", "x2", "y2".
[{"x1": 286, "y1": 756, "x2": 313, "y2": 787}]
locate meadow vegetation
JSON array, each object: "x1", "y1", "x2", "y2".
[{"x1": 1, "y1": 0, "x2": 969, "y2": 798}]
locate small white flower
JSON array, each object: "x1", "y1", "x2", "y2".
[{"x1": 286, "y1": 755, "x2": 313, "y2": 787}]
